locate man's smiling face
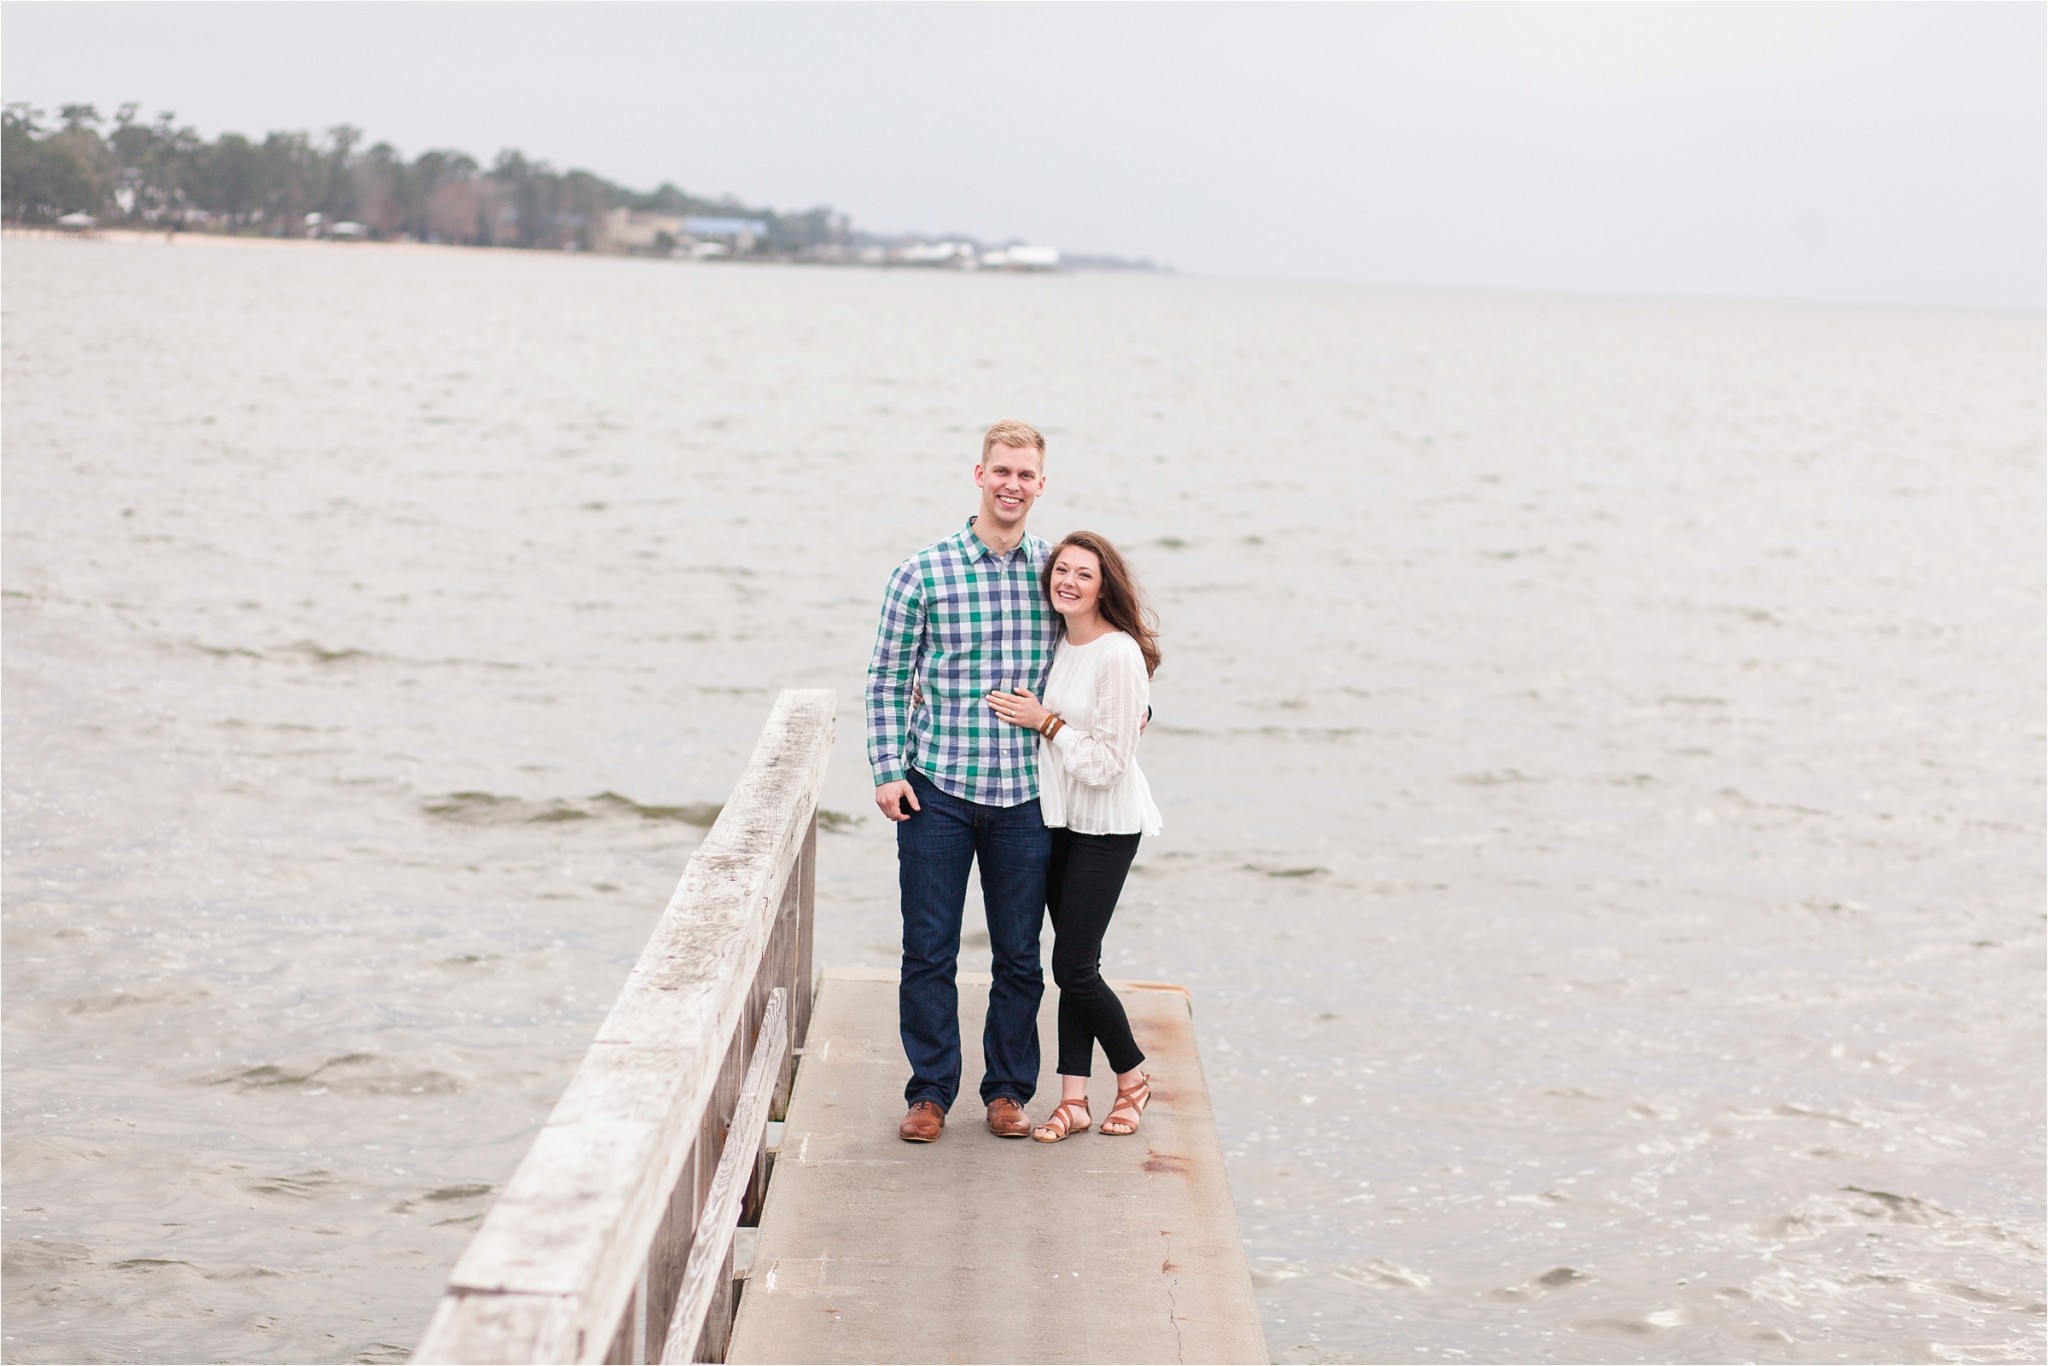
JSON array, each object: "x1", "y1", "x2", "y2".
[{"x1": 974, "y1": 442, "x2": 1046, "y2": 534}]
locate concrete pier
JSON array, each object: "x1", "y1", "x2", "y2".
[{"x1": 728, "y1": 967, "x2": 1268, "y2": 1365}]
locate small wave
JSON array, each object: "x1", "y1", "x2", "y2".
[
  {"x1": 393, "y1": 1182, "x2": 494, "y2": 1215},
  {"x1": 421, "y1": 790, "x2": 722, "y2": 827},
  {"x1": 66, "y1": 986, "x2": 209, "y2": 1014},
  {"x1": 201, "y1": 1265, "x2": 287, "y2": 1282},
  {"x1": 1494, "y1": 1266, "x2": 1592, "y2": 1301},
  {"x1": 182, "y1": 638, "x2": 524, "y2": 672},
  {"x1": 1841, "y1": 1185, "x2": 1946, "y2": 1225},
  {"x1": 1248, "y1": 725, "x2": 1361, "y2": 740},
  {"x1": 587, "y1": 792, "x2": 723, "y2": 825},
  {"x1": 2, "y1": 1241, "x2": 94, "y2": 1276},
  {"x1": 1333, "y1": 1258, "x2": 1431, "y2": 1290},
  {"x1": 285, "y1": 639, "x2": 376, "y2": 664},
  {"x1": 1571, "y1": 1313, "x2": 1680, "y2": 1337},
  {"x1": 1456, "y1": 768, "x2": 1543, "y2": 786},
  {"x1": 1244, "y1": 864, "x2": 1329, "y2": 879},
  {"x1": 176, "y1": 637, "x2": 375, "y2": 665},
  {"x1": 249, "y1": 1170, "x2": 343, "y2": 1200},
  {"x1": 1248, "y1": 1258, "x2": 1311, "y2": 1286},
  {"x1": 420, "y1": 1182, "x2": 492, "y2": 1203},
  {"x1": 204, "y1": 1053, "x2": 462, "y2": 1096},
  {"x1": 1779, "y1": 1103, "x2": 1863, "y2": 1127}
]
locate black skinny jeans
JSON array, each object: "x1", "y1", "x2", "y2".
[{"x1": 1046, "y1": 827, "x2": 1146, "y2": 1077}]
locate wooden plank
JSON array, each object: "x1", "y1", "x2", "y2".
[
  {"x1": 416, "y1": 690, "x2": 834, "y2": 1365},
  {"x1": 659, "y1": 989, "x2": 789, "y2": 1364},
  {"x1": 413, "y1": 1291, "x2": 583, "y2": 1364},
  {"x1": 443, "y1": 1119, "x2": 672, "y2": 1312},
  {"x1": 726, "y1": 969, "x2": 1269, "y2": 1365}
]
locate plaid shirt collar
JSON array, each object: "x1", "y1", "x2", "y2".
[{"x1": 952, "y1": 516, "x2": 1030, "y2": 565}]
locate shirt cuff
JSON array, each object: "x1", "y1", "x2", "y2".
[{"x1": 873, "y1": 761, "x2": 908, "y2": 785}]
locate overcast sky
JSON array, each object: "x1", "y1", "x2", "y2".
[{"x1": 5, "y1": 2, "x2": 2043, "y2": 309}]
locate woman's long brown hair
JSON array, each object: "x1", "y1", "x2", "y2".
[{"x1": 1042, "y1": 531, "x2": 1162, "y2": 677}]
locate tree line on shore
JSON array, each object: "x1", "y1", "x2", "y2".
[{"x1": 0, "y1": 102, "x2": 849, "y2": 253}]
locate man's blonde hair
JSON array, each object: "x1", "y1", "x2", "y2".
[{"x1": 981, "y1": 419, "x2": 1046, "y2": 462}]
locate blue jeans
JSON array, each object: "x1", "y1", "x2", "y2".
[{"x1": 897, "y1": 769, "x2": 1049, "y2": 1110}]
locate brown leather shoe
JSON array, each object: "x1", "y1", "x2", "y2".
[
  {"x1": 986, "y1": 1097, "x2": 1031, "y2": 1138},
  {"x1": 899, "y1": 1100, "x2": 945, "y2": 1143}
]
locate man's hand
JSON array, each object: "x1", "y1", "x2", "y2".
[{"x1": 875, "y1": 779, "x2": 920, "y2": 823}]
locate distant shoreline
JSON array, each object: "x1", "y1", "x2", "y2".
[
  {"x1": 0, "y1": 225, "x2": 1164, "y2": 274},
  {"x1": 4, "y1": 224, "x2": 597, "y2": 258},
  {"x1": 5, "y1": 224, "x2": 454, "y2": 254}
]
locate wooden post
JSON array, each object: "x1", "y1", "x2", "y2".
[
  {"x1": 413, "y1": 690, "x2": 833, "y2": 1365},
  {"x1": 661, "y1": 988, "x2": 787, "y2": 1364}
]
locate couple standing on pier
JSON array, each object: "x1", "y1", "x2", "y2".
[{"x1": 866, "y1": 419, "x2": 1163, "y2": 1145}]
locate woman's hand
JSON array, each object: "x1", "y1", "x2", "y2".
[{"x1": 986, "y1": 686, "x2": 1050, "y2": 732}]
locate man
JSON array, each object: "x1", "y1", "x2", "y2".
[{"x1": 866, "y1": 419, "x2": 1058, "y2": 1143}]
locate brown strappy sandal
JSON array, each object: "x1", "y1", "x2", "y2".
[
  {"x1": 1099, "y1": 1073, "x2": 1152, "y2": 1136},
  {"x1": 1031, "y1": 1099, "x2": 1092, "y2": 1143}
]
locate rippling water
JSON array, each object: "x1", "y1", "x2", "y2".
[{"x1": 4, "y1": 234, "x2": 2042, "y2": 1364}]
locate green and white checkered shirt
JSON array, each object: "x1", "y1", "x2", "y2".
[{"x1": 866, "y1": 519, "x2": 1056, "y2": 806}]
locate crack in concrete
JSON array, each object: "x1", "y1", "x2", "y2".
[{"x1": 1161, "y1": 1231, "x2": 1185, "y2": 1363}]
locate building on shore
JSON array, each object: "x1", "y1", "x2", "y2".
[
  {"x1": 980, "y1": 245, "x2": 1060, "y2": 271},
  {"x1": 600, "y1": 208, "x2": 769, "y2": 257},
  {"x1": 885, "y1": 242, "x2": 1062, "y2": 271}
]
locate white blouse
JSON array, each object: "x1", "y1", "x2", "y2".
[{"x1": 1037, "y1": 630, "x2": 1163, "y2": 837}]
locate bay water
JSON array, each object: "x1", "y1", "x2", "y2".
[{"x1": 3, "y1": 234, "x2": 2042, "y2": 1363}]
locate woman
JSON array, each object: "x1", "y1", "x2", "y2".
[{"x1": 986, "y1": 531, "x2": 1163, "y2": 1142}]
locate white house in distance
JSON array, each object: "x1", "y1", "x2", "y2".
[
  {"x1": 980, "y1": 245, "x2": 1060, "y2": 272},
  {"x1": 891, "y1": 242, "x2": 1062, "y2": 271},
  {"x1": 894, "y1": 241, "x2": 975, "y2": 267}
]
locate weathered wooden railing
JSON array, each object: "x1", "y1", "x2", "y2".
[{"x1": 414, "y1": 689, "x2": 834, "y2": 1364}]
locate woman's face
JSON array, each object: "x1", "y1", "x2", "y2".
[{"x1": 1049, "y1": 545, "x2": 1103, "y2": 620}]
